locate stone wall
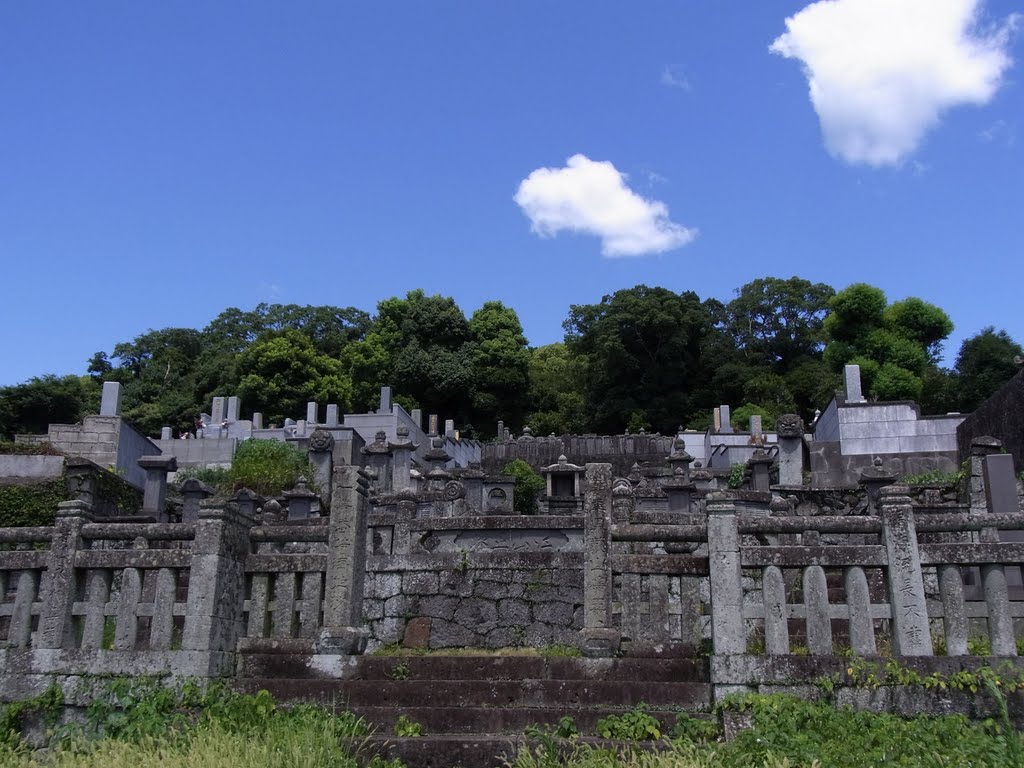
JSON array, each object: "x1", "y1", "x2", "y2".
[
  {"x1": 363, "y1": 552, "x2": 583, "y2": 650},
  {"x1": 0, "y1": 455, "x2": 63, "y2": 482},
  {"x1": 809, "y1": 441, "x2": 961, "y2": 487},
  {"x1": 482, "y1": 434, "x2": 676, "y2": 475},
  {"x1": 957, "y1": 368, "x2": 1024, "y2": 471},
  {"x1": 46, "y1": 416, "x2": 159, "y2": 488}
]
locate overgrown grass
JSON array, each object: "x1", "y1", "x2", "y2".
[
  {"x1": 0, "y1": 679, "x2": 401, "y2": 768},
  {"x1": 509, "y1": 693, "x2": 1024, "y2": 768},
  {"x1": 370, "y1": 645, "x2": 582, "y2": 657}
]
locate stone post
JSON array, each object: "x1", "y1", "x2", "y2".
[
  {"x1": 138, "y1": 454, "x2": 178, "y2": 522},
  {"x1": 362, "y1": 430, "x2": 393, "y2": 493},
  {"x1": 211, "y1": 397, "x2": 226, "y2": 426},
  {"x1": 379, "y1": 386, "x2": 392, "y2": 414},
  {"x1": 160, "y1": 427, "x2": 172, "y2": 440},
  {"x1": 318, "y1": 465, "x2": 371, "y2": 654},
  {"x1": 100, "y1": 381, "x2": 122, "y2": 416},
  {"x1": 182, "y1": 501, "x2": 254, "y2": 668},
  {"x1": 879, "y1": 485, "x2": 932, "y2": 656},
  {"x1": 37, "y1": 499, "x2": 94, "y2": 649},
  {"x1": 611, "y1": 478, "x2": 634, "y2": 523},
  {"x1": 859, "y1": 456, "x2": 898, "y2": 515},
  {"x1": 325, "y1": 404, "x2": 340, "y2": 427},
  {"x1": 308, "y1": 429, "x2": 335, "y2": 510},
  {"x1": 252, "y1": 412, "x2": 264, "y2": 430},
  {"x1": 707, "y1": 492, "x2": 745, "y2": 655},
  {"x1": 226, "y1": 396, "x2": 240, "y2": 422},
  {"x1": 444, "y1": 419, "x2": 456, "y2": 439},
  {"x1": 180, "y1": 478, "x2": 214, "y2": 525},
  {"x1": 581, "y1": 463, "x2": 620, "y2": 657},
  {"x1": 719, "y1": 405, "x2": 733, "y2": 434},
  {"x1": 775, "y1": 414, "x2": 805, "y2": 487},
  {"x1": 64, "y1": 458, "x2": 98, "y2": 508},
  {"x1": 306, "y1": 402, "x2": 318, "y2": 425},
  {"x1": 411, "y1": 409, "x2": 422, "y2": 430},
  {"x1": 389, "y1": 426, "x2": 418, "y2": 494},
  {"x1": 283, "y1": 478, "x2": 317, "y2": 520},
  {"x1": 844, "y1": 364, "x2": 866, "y2": 403}
]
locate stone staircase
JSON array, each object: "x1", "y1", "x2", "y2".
[{"x1": 235, "y1": 653, "x2": 713, "y2": 767}]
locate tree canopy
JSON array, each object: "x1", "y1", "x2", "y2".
[{"x1": 1, "y1": 279, "x2": 1017, "y2": 441}]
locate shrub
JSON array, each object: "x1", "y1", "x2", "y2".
[
  {"x1": 502, "y1": 459, "x2": 545, "y2": 515},
  {"x1": 229, "y1": 440, "x2": 316, "y2": 496},
  {"x1": 0, "y1": 479, "x2": 67, "y2": 527}
]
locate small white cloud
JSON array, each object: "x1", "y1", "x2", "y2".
[
  {"x1": 514, "y1": 154, "x2": 697, "y2": 258},
  {"x1": 661, "y1": 66, "x2": 692, "y2": 91},
  {"x1": 979, "y1": 118, "x2": 1015, "y2": 144},
  {"x1": 770, "y1": 0, "x2": 1019, "y2": 166}
]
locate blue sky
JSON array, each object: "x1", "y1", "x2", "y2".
[{"x1": 1, "y1": 1, "x2": 1022, "y2": 386}]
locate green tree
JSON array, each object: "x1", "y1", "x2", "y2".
[
  {"x1": 564, "y1": 285, "x2": 713, "y2": 433},
  {"x1": 952, "y1": 327, "x2": 1024, "y2": 412},
  {"x1": 502, "y1": 459, "x2": 545, "y2": 515},
  {"x1": 823, "y1": 284, "x2": 952, "y2": 405},
  {"x1": 469, "y1": 301, "x2": 530, "y2": 437},
  {"x1": 725, "y1": 276, "x2": 834, "y2": 370},
  {"x1": 0, "y1": 375, "x2": 100, "y2": 439},
  {"x1": 524, "y1": 343, "x2": 588, "y2": 435},
  {"x1": 236, "y1": 330, "x2": 352, "y2": 424}
]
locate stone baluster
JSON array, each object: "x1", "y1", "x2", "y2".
[
  {"x1": 37, "y1": 499, "x2": 93, "y2": 649},
  {"x1": 707, "y1": 492, "x2": 745, "y2": 654},
  {"x1": 939, "y1": 564, "x2": 968, "y2": 656},
  {"x1": 880, "y1": 485, "x2": 932, "y2": 656},
  {"x1": 180, "y1": 478, "x2": 214, "y2": 525},
  {"x1": 308, "y1": 429, "x2": 336, "y2": 510},
  {"x1": 804, "y1": 565, "x2": 832, "y2": 655},
  {"x1": 762, "y1": 565, "x2": 789, "y2": 655},
  {"x1": 845, "y1": 566, "x2": 877, "y2": 655}
]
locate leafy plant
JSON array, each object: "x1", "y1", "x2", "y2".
[
  {"x1": 668, "y1": 712, "x2": 719, "y2": 744},
  {"x1": 388, "y1": 661, "x2": 410, "y2": 681},
  {"x1": 229, "y1": 439, "x2": 316, "y2": 496},
  {"x1": 726, "y1": 463, "x2": 746, "y2": 489},
  {"x1": 595, "y1": 704, "x2": 662, "y2": 741},
  {"x1": 393, "y1": 714, "x2": 422, "y2": 737},
  {"x1": 502, "y1": 459, "x2": 545, "y2": 515}
]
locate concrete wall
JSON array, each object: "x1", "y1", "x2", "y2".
[
  {"x1": 957, "y1": 368, "x2": 1024, "y2": 471},
  {"x1": 809, "y1": 441, "x2": 960, "y2": 487},
  {"x1": 47, "y1": 416, "x2": 159, "y2": 489},
  {"x1": 116, "y1": 421, "x2": 161, "y2": 487},
  {"x1": 0, "y1": 455, "x2": 63, "y2": 481},
  {"x1": 834, "y1": 402, "x2": 963, "y2": 456},
  {"x1": 155, "y1": 437, "x2": 238, "y2": 468},
  {"x1": 482, "y1": 434, "x2": 681, "y2": 475}
]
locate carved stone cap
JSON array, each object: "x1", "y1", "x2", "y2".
[
  {"x1": 541, "y1": 454, "x2": 585, "y2": 474},
  {"x1": 859, "y1": 455, "x2": 897, "y2": 484},
  {"x1": 231, "y1": 487, "x2": 264, "y2": 505},
  {"x1": 308, "y1": 428, "x2": 335, "y2": 453},
  {"x1": 362, "y1": 430, "x2": 392, "y2": 456},
  {"x1": 179, "y1": 478, "x2": 214, "y2": 496},
  {"x1": 389, "y1": 424, "x2": 418, "y2": 451},
  {"x1": 612, "y1": 478, "x2": 634, "y2": 496},
  {"x1": 282, "y1": 477, "x2": 317, "y2": 499},
  {"x1": 776, "y1": 414, "x2": 805, "y2": 439},
  {"x1": 970, "y1": 435, "x2": 1003, "y2": 456},
  {"x1": 138, "y1": 454, "x2": 178, "y2": 472}
]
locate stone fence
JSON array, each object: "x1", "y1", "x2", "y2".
[{"x1": 1, "y1": 455, "x2": 1023, "y2": 710}]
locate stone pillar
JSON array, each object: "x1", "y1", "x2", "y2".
[
  {"x1": 226, "y1": 396, "x2": 241, "y2": 422},
  {"x1": 775, "y1": 414, "x2": 805, "y2": 487},
  {"x1": 982, "y1": 564, "x2": 1017, "y2": 655},
  {"x1": 160, "y1": 427, "x2": 172, "y2": 440},
  {"x1": 749, "y1": 414, "x2": 762, "y2": 436},
  {"x1": 180, "y1": 478, "x2": 214, "y2": 525},
  {"x1": 762, "y1": 565, "x2": 789, "y2": 655},
  {"x1": 100, "y1": 381, "x2": 122, "y2": 416},
  {"x1": 64, "y1": 458, "x2": 98, "y2": 508},
  {"x1": 804, "y1": 565, "x2": 832, "y2": 655},
  {"x1": 939, "y1": 564, "x2": 968, "y2": 656},
  {"x1": 444, "y1": 419, "x2": 456, "y2": 439},
  {"x1": 138, "y1": 455, "x2": 178, "y2": 522},
  {"x1": 411, "y1": 409, "x2": 423, "y2": 430},
  {"x1": 211, "y1": 397, "x2": 226, "y2": 426},
  {"x1": 581, "y1": 463, "x2": 620, "y2": 657},
  {"x1": 844, "y1": 364, "x2": 866, "y2": 403},
  {"x1": 252, "y1": 412, "x2": 264, "y2": 430},
  {"x1": 283, "y1": 478, "x2": 317, "y2": 521},
  {"x1": 611, "y1": 478, "x2": 634, "y2": 523},
  {"x1": 389, "y1": 426, "x2": 418, "y2": 494},
  {"x1": 306, "y1": 402, "x2": 318, "y2": 425},
  {"x1": 880, "y1": 485, "x2": 932, "y2": 656},
  {"x1": 428, "y1": 414, "x2": 439, "y2": 436},
  {"x1": 845, "y1": 566, "x2": 877, "y2": 655},
  {"x1": 461, "y1": 463, "x2": 486, "y2": 512},
  {"x1": 719, "y1": 405, "x2": 733, "y2": 434},
  {"x1": 325, "y1": 404, "x2": 339, "y2": 427},
  {"x1": 308, "y1": 429, "x2": 335, "y2": 509},
  {"x1": 319, "y1": 465, "x2": 371, "y2": 654},
  {"x1": 379, "y1": 386, "x2": 392, "y2": 414},
  {"x1": 182, "y1": 502, "x2": 254, "y2": 666},
  {"x1": 362, "y1": 430, "x2": 393, "y2": 493},
  {"x1": 707, "y1": 492, "x2": 745, "y2": 654},
  {"x1": 37, "y1": 499, "x2": 93, "y2": 649}
]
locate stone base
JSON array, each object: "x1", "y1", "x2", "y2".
[
  {"x1": 580, "y1": 628, "x2": 621, "y2": 658},
  {"x1": 317, "y1": 627, "x2": 370, "y2": 655}
]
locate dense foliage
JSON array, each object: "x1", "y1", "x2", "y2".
[{"x1": 1, "y1": 279, "x2": 1020, "y2": 440}]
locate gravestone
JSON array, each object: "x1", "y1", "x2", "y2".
[
  {"x1": 226, "y1": 396, "x2": 240, "y2": 422},
  {"x1": 100, "y1": 381, "x2": 122, "y2": 417},
  {"x1": 844, "y1": 364, "x2": 866, "y2": 403}
]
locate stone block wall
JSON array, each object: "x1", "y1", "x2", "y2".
[
  {"x1": 46, "y1": 416, "x2": 159, "y2": 488},
  {"x1": 957, "y1": 368, "x2": 1024, "y2": 471},
  {"x1": 363, "y1": 552, "x2": 583, "y2": 650}
]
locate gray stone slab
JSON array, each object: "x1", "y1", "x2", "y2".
[
  {"x1": 227, "y1": 396, "x2": 240, "y2": 422},
  {"x1": 100, "y1": 381, "x2": 122, "y2": 416},
  {"x1": 984, "y1": 454, "x2": 1018, "y2": 515},
  {"x1": 844, "y1": 364, "x2": 866, "y2": 403}
]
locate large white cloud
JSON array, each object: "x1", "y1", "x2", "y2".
[
  {"x1": 770, "y1": 0, "x2": 1018, "y2": 166},
  {"x1": 513, "y1": 154, "x2": 696, "y2": 257}
]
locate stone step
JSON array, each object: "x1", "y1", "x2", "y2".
[
  {"x1": 348, "y1": 704, "x2": 710, "y2": 736},
  {"x1": 237, "y1": 677, "x2": 713, "y2": 710},
  {"x1": 360, "y1": 735, "x2": 671, "y2": 768},
  {"x1": 238, "y1": 653, "x2": 710, "y2": 683}
]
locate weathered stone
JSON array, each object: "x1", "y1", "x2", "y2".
[
  {"x1": 497, "y1": 598, "x2": 530, "y2": 626},
  {"x1": 419, "y1": 595, "x2": 460, "y2": 621},
  {"x1": 403, "y1": 571, "x2": 439, "y2": 595},
  {"x1": 454, "y1": 598, "x2": 498, "y2": 632},
  {"x1": 402, "y1": 616, "x2": 432, "y2": 648},
  {"x1": 532, "y1": 601, "x2": 574, "y2": 627}
]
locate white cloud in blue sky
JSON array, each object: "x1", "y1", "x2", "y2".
[
  {"x1": 771, "y1": 0, "x2": 1019, "y2": 166},
  {"x1": 514, "y1": 154, "x2": 697, "y2": 258}
]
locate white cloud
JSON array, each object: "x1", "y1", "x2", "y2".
[
  {"x1": 979, "y1": 118, "x2": 1015, "y2": 145},
  {"x1": 514, "y1": 154, "x2": 697, "y2": 257},
  {"x1": 661, "y1": 66, "x2": 692, "y2": 91},
  {"x1": 770, "y1": 0, "x2": 1019, "y2": 166}
]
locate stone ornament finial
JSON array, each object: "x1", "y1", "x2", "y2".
[
  {"x1": 308, "y1": 428, "x2": 335, "y2": 453},
  {"x1": 776, "y1": 413, "x2": 805, "y2": 438}
]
